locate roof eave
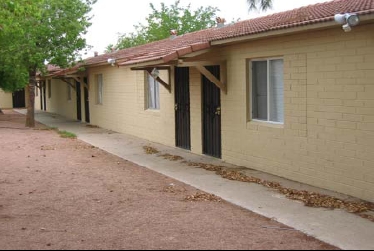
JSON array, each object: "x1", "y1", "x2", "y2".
[{"x1": 211, "y1": 13, "x2": 374, "y2": 46}]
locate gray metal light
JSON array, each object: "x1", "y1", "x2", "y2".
[
  {"x1": 107, "y1": 58, "x2": 116, "y2": 66},
  {"x1": 334, "y1": 13, "x2": 360, "y2": 32},
  {"x1": 346, "y1": 14, "x2": 360, "y2": 26}
]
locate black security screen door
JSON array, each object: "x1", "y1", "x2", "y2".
[
  {"x1": 76, "y1": 82, "x2": 82, "y2": 121},
  {"x1": 12, "y1": 89, "x2": 26, "y2": 108},
  {"x1": 40, "y1": 82, "x2": 44, "y2": 110},
  {"x1": 84, "y1": 78, "x2": 90, "y2": 124},
  {"x1": 175, "y1": 67, "x2": 191, "y2": 150},
  {"x1": 43, "y1": 83, "x2": 47, "y2": 111},
  {"x1": 202, "y1": 65, "x2": 222, "y2": 158}
]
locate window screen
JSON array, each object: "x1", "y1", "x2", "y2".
[{"x1": 252, "y1": 59, "x2": 284, "y2": 123}]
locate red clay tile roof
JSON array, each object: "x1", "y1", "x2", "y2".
[
  {"x1": 47, "y1": 65, "x2": 61, "y2": 72},
  {"x1": 211, "y1": 0, "x2": 374, "y2": 40},
  {"x1": 53, "y1": 0, "x2": 374, "y2": 75}
]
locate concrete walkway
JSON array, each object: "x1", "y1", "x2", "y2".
[{"x1": 19, "y1": 110, "x2": 374, "y2": 250}]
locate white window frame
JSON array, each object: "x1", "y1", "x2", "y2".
[
  {"x1": 146, "y1": 73, "x2": 160, "y2": 110},
  {"x1": 250, "y1": 57, "x2": 284, "y2": 125},
  {"x1": 96, "y1": 74, "x2": 103, "y2": 105}
]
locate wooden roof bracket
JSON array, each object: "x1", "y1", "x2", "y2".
[
  {"x1": 195, "y1": 62, "x2": 227, "y2": 94},
  {"x1": 60, "y1": 78, "x2": 76, "y2": 91},
  {"x1": 72, "y1": 76, "x2": 89, "y2": 91},
  {"x1": 145, "y1": 68, "x2": 171, "y2": 93}
]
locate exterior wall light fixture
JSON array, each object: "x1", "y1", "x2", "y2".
[
  {"x1": 107, "y1": 58, "x2": 116, "y2": 66},
  {"x1": 151, "y1": 68, "x2": 160, "y2": 79},
  {"x1": 334, "y1": 13, "x2": 360, "y2": 32}
]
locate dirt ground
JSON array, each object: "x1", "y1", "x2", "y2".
[{"x1": 0, "y1": 111, "x2": 338, "y2": 250}]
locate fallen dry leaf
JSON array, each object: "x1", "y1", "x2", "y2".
[
  {"x1": 358, "y1": 213, "x2": 374, "y2": 222},
  {"x1": 160, "y1": 154, "x2": 184, "y2": 161},
  {"x1": 41, "y1": 146, "x2": 56, "y2": 151},
  {"x1": 86, "y1": 125, "x2": 99, "y2": 128},
  {"x1": 163, "y1": 184, "x2": 187, "y2": 194},
  {"x1": 184, "y1": 192, "x2": 222, "y2": 203},
  {"x1": 158, "y1": 152, "x2": 374, "y2": 222},
  {"x1": 143, "y1": 146, "x2": 160, "y2": 155},
  {"x1": 182, "y1": 161, "x2": 224, "y2": 172}
]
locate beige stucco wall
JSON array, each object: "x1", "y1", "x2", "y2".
[
  {"x1": 185, "y1": 23, "x2": 373, "y2": 202},
  {"x1": 0, "y1": 89, "x2": 13, "y2": 109}
]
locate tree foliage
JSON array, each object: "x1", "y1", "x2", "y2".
[
  {"x1": 0, "y1": 0, "x2": 42, "y2": 91},
  {"x1": 0, "y1": 0, "x2": 95, "y2": 126},
  {"x1": 108, "y1": 1, "x2": 219, "y2": 51}
]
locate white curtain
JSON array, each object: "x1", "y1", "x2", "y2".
[
  {"x1": 148, "y1": 75, "x2": 160, "y2": 110},
  {"x1": 97, "y1": 74, "x2": 103, "y2": 104}
]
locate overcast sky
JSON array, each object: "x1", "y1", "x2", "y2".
[{"x1": 84, "y1": 0, "x2": 330, "y2": 56}]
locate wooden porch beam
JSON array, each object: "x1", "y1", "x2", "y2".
[
  {"x1": 179, "y1": 49, "x2": 211, "y2": 59},
  {"x1": 131, "y1": 66, "x2": 171, "y2": 71},
  {"x1": 177, "y1": 60, "x2": 220, "y2": 67},
  {"x1": 195, "y1": 65, "x2": 227, "y2": 94}
]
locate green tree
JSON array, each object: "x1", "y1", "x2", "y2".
[
  {"x1": 110, "y1": 1, "x2": 219, "y2": 50},
  {"x1": 0, "y1": 0, "x2": 95, "y2": 127},
  {"x1": 247, "y1": 0, "x2": 273, "y2": 11},
  {"x1": 0, "y1": 0, "x2": 34, "y2": 91}
]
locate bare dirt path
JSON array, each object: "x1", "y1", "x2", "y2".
[{"x1": 0, "y1": 111, "x2": 338, "y2": 250}]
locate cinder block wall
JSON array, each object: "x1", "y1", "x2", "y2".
[
  {"x1": 187, "y1": 23, "x2": 374, "y2": 202},
  {"x1": 0, "y1": 87, "x2": 41, "y2": 110},
  {"x1": 47, "y1": 23, "x2": 374, "y2": 202},
  {"x1": 0, "y1": 89, "x2": 13, "y2": 109},
  {"x1": 34, "y1": 86, "x2": 41, "y2": 111},
  {"x1": 46, "y1": 79, "x2": 78, "y2": 121},
  {"x1": 88, "y1": 66, "x2": 176, "y2": 146}
]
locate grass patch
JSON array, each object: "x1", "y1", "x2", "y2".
[{"x1": 58, "y1": 130, "x2": 77, "y2": 139}]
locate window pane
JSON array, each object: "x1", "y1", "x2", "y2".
[
  {"x1": 252, "y1": 61, "x2": 268, "y2": 121},
  {"x1": 269, "y1": 59, "x2": 284, "y2": 123}
]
